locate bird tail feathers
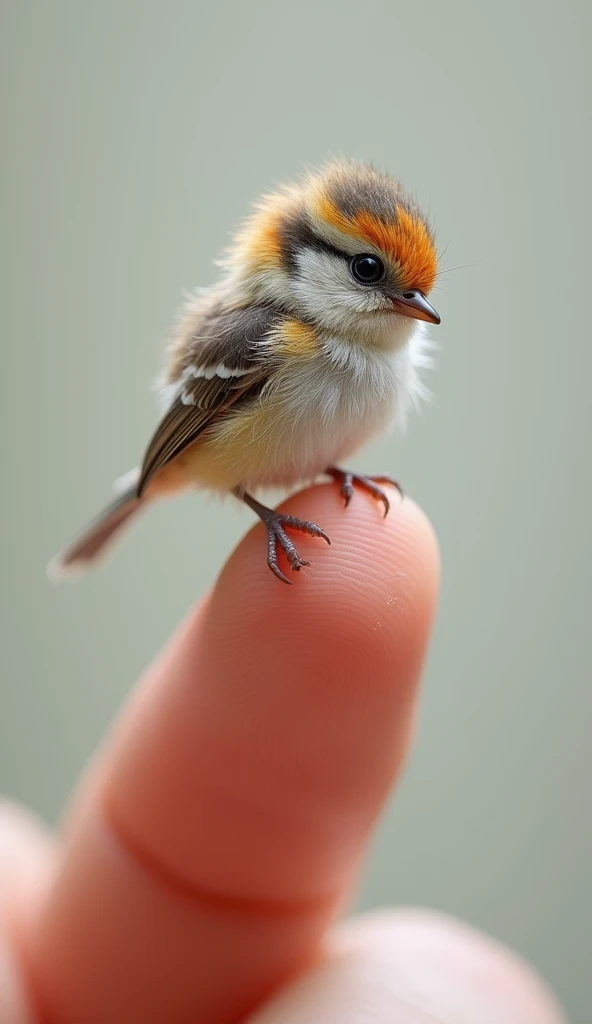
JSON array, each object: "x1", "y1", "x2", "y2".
[{"x1": 47, "y1": 481, "x2": 145, "y2": 583}]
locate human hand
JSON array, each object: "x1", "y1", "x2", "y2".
[{"x1": 0, "y1": 486, "x2": 566, "y2": 1022}]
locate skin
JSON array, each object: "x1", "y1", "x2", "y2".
[{"x1": 1, "y1": 486, "x2": 566, "y2": 1023}]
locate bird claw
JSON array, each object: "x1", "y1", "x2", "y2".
[
  {"x1": 326, "y1": 468, "x2": 403, "y2": 517},
  {"x1": 265, "y1": 513, "x2": 331, "y2": 585}
]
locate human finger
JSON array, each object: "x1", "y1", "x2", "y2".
[
  {"x1": 25, "y1": 486, "x2": 439, "y2": 1024},
  {"x1": 248, "y1": 909, "x2": 568, "y2": 1024}
]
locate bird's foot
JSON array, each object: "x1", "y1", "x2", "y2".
[
  {"x1": 264, "y1": 512, "x2": 331, "y2": 584},
  {"x1": 235, "y1": 490, "x2": 331, "y2": 584},
  {"x1": 326, "y1": 467, "x2": 403, "y2": 518}
]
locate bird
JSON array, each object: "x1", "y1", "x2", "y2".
[{"x1": 49, "y1": 159, "x2": 440, "y2": 585}]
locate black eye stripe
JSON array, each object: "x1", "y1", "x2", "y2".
[
  {"x1": 278, "y1": 209, "x2": 389, "y2": 280},
  {"x1": 299, "y1": 236, "x2": 351, "y2": 262},
  {"x1": 318, "y1": 240, "x2": 350, "y2": 260},
  {"x1": 279, "y1": 208, "x2": 350, "y2": 271}
]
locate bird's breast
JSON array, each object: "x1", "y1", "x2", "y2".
[{"x1": 191, "y1": 338, "x2": 409, "y2": 491}]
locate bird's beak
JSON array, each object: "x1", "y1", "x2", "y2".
[{"x1": 390, "y1": 290, "x2": 441, "y2": 325}]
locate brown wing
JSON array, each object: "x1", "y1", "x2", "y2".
[
  {"x1": 136, "y1": 305, "x2": 278, "y2": 497},
  {"x1": 137, "y1": 374, "x2": 261, "y2": 496}
]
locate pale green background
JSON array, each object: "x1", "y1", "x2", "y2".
[{"x1": 1, "y1": 1, "x2": 590, "y2": 1020}]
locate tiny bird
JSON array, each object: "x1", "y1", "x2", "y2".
[{"x1": 49, "y1": 160, "x2": 440, "y2": 584}]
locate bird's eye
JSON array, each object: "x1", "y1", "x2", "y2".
[{"x1": 349, "y1": 253, "x2": 386, "y2": 285}]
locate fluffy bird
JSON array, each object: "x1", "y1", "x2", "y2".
[{"x1": 50, "y1": 160, "x2": 440, "y2": 584}]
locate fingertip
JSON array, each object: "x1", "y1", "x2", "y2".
[
  {"x1": 335, "y1": 910, "x2": 569, "y2": 1024},
  {"x1": 214, "y1": 484, "x2": 439, "y2": 691},
  {"x1": 0, "y1": 800, "x2": 55, "y2": 898},
  {"x1": 0, "y1": 799, "x2": 55, "y2": 937},
  {"x1": 249, "y1": 910, "x2": 568, "y2": 1023}
]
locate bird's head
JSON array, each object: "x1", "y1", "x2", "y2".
[{"x1": 225, "y1": 160, "x2": 440, "y2": 348}]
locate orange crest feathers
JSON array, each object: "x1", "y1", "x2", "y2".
[{"x1": 314, "y1": 192, "x2": 437, "y2": 295}]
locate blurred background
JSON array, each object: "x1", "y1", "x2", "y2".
[{"x1": 1, "y1": 1, "x2": 590, "y2": 1019}]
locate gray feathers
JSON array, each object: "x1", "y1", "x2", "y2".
[
  {"x1": 321, "y1": 160, "x2": 428, "y2": 231},
  {"x1": 178, "y1": 304, "x2": 280, "y2": 378}
]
